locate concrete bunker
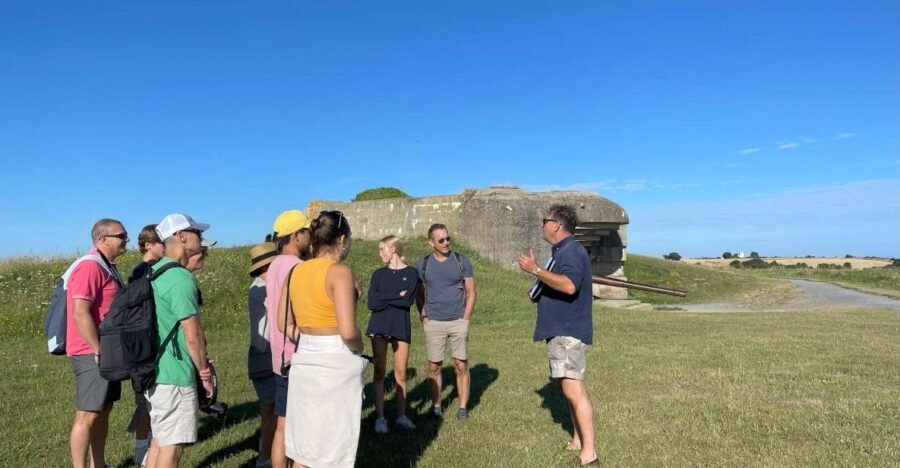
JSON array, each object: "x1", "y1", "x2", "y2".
[{"x1": 307, "y1": 186, "x2": 630, "y2": 300}]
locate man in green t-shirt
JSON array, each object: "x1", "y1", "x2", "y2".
[{"x1": 143, "y1": 214, "x2": 215, "y2": 467}]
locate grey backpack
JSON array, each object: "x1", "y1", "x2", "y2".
[{"x1": 44, "y1": 254, "x2": 118, "y2": 355}]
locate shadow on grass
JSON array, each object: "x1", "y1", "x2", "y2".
[
  {"x1": 195, "y1": 400, "x2": 261, "y2": 467},
  {"x1": 356, "y1": 363, "x2": 498, "y2": 468},
  {"x1": 535, "y1": 380, "x2": 573, "y2": 436},
  {"x1": 111, "y1": 399, "x2": 262, "y2": 467}
]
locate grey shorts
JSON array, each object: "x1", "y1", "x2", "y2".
[
  {"x1": 546, "y1": 336, "x2": 587, "y2": 380},
  {"x1": 69, "y1": 354, "x2": 121, "y2": 412},
  {"x1": 424, "y1": 318, "x2": 469, "y2": 362}
]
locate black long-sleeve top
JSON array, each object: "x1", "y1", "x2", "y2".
[{"x1": 367, "y1": 266, "x2": 420, "y2": 312}]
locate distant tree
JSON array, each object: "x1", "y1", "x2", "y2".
[
  {"x1": 663, "y1": 252, "x2": 681, "y2": 261},
  {"x1": 845, "y1": 254, "x2": 854, "y2": 258},
  {"x1": 729, "y1": 260, "x2": 741, "y2": 268},
  {"x1": 805, "y1": 255, "x2": 814, "y2": 258},
  {"x1": 750, "y1": 251, "x2": 760, "y2": 258},
  {"x1": 743, "y1": 258, "x2": 768, "y2": 269},
  {"x1": 722, "y1": 252, "x2": 733, "y2": 259},
  {"x1": 353, "y1": 187, "x2": 410, "y2": 201}
]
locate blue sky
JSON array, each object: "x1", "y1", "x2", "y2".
[{"x1": 1, "y1": 1, "x2": 897, "y2": 258}]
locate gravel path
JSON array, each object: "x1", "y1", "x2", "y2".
[{"x1": 678, "y1": 279, "x2": 900, "y2": 312}]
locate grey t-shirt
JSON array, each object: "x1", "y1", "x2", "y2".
[{"x1": 416, "y1": 252, "x2": 474, "y2": 321}]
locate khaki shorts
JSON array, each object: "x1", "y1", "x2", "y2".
[
  {"x1": 424, "y1": 318, "x2": 469, "y2": 362},
  {"x1": 145, "y1": 384, "x2": 199, "y2": 447},
  {"x1": 547, "y1": 336, "x2": 587, "y2": 380}
]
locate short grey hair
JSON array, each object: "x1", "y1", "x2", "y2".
[{"x1": 91, "y1": 218, "x2": 123, "y2": 243}]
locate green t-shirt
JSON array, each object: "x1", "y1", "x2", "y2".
[{"x1": 151, "y1": 257, "x2": 200, "y2": 388}]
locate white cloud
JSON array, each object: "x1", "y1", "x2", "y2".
[
  {"x1": 803, "y1": 138, "x2": 818, "y2": 143},
  {"x1": 739, "y1": 147, "x2": 762, "y2": 155},
  {"x1": 777, "y1": 142, "x2": 799, "y2": 149},
  {"x1": 833, "y1": 132, "x2": 858, "y2": 140}
]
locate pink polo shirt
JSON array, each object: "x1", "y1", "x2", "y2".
[
  {"x1": 266, "y1": 254, "x2": 302, "y2": 376},
  {"x1": 65, "y1": 249, "x2": 122, "y2": 356}
]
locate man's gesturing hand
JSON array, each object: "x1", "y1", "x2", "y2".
[{"x1": 518, "y1": 249, "x2": 538, "y2": 274}]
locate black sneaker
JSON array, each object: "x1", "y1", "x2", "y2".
[
  {"x1": 456, "y1": 408, "x2": 469, "y2": 420},
  {"x1": 431, "y1": 406, "x2": 444, "y2": 419}
]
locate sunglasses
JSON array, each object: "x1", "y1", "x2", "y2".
[
  {"x1": 105, "y1": 232, "x2": 129, "y2": 240},
  {"x1": 435, "y1": 236, "x2": 451, "y2": 244},
  {"x1": 542, "y1": 218, "x2": 559, "y2": 226}
]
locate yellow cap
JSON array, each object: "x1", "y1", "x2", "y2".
[{"x1": 273, "y1": 210, "x2": 311, "y2": 237}]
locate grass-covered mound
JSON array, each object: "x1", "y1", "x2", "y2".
[
  {"x1": 352, "y1": 187, "x2": 409, "y2": 201},
  {"x1": 624, "y1": 254, "x2": 781, "y2": 305},
  {"x1": 0, "y1": 242, "x2": 897, "y2": 466}
]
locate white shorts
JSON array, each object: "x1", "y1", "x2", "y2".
[{"x1": 145, "y1": 384, "x2": 199, "y2": 447}]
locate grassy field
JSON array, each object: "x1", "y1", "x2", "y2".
[
  {"x1": 623, "y1": 254, "x2": 793, "y2": 306},
  {"x1": 1, "y1": 242, "x2": 898, "y2": 466},
  {"x1": 746, "y1": 267, "x2": 900, "y2": 299},
  {"x1": 686, "y1": 257, "x2": 891, "y2": 270}
]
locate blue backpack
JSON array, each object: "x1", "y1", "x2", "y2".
[{"x1": 44, "y1": 254, "x2": 119, "y2": 355}]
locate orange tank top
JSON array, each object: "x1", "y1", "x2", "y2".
[{"x1": 288, "y1": 257, "x2": 338, "y2": 328}]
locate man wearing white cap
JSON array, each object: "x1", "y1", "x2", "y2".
[{"x1": 143, "y1": 213, "x2": 215, "y2": 468}]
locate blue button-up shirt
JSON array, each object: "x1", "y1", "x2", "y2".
[{"x1": 533, "y1": 235, "x2": 594, "y2": 345}]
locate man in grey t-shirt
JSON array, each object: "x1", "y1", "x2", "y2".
[{"x1": 415, "y1": 223, "x2": 476, "y2": 420}]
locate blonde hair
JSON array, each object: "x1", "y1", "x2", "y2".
[{"x1": 379, "y1": 235, "x2": 403, "y2": 260}]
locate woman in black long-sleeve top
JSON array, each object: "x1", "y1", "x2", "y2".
[{"x1": 366, "y1": 235, "x2": 420, "y2": 434}]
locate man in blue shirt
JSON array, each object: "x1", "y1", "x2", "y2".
[{"x1": 519, "y1": 204, "x2": 598, "y2": 466}]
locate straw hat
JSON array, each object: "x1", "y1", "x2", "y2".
[{"x1": 248, "y1": 242, "x2": 278, "y2": 276}]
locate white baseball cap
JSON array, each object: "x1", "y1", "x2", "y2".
[{"x1": 155, "y1": 214, "x2": 212, "y2": 242}]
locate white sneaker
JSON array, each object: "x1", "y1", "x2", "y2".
[
  {"x1": 374, "y1": 417, "x2": 390, "y2": 434},
  {"x1": 395, "y1": 415, "x2": 416, "y2": 430}
]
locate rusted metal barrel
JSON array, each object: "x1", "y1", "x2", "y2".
[{"x1": 592, "y1": 275, "x2": 687, "y2": 297}]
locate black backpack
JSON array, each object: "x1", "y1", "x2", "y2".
[{"x1": 98, "y1": 262, "x2": 185, "y2": 393}]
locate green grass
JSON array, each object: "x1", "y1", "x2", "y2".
[
  {"x1": 623, "y1": 254, "x2": 785, "y2": 305},
  {"x1": 745, "y1": 267, "x2": 900, "y2": 299},
  {"x1": 1, "y1": 242, "x2": 898, "y2": 466}
]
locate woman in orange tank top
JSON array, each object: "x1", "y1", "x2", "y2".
[{"x1": 276, "y1": 211, "x2": 367, "y2": 468}]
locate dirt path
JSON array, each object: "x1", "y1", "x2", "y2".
[{"x1": 678, "y1": 279, "x2": 900, "y2": 312}]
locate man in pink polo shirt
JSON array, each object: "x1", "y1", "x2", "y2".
[
  {"x1": 67, "y1": 218, "x2": 127, "y2": 468},
  {"x1": 266, "y1": 209, "x2": 311, "y2": 468}
]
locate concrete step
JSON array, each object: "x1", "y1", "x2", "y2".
[{"x1": 596, "y1": 299, "x2": 642, "y2": 308}]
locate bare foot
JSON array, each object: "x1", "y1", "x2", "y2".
[{"x1": 566, "y1": 439, "x2": 582, "y2": 451}]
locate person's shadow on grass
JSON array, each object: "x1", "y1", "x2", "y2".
[
  {"x1": 194, "y1": 400, "x2": 262, "y2": 467},
  {"x1": 355, "y1": 363, "x2": 499, "y2": 468},
  {"x1": 535, "y1": 380, "x2": 574, "y2": 436},
  {"x1": 112, "y1": 400, "x2": 262, "y2": 467}
]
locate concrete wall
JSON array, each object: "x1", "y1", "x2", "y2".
[{"x1": 308, "y1": 186, "x2": 630, "y2": 299}]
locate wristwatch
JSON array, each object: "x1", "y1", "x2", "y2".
[{"x1": 532, "y1": 267, "x2": 542, "y2": 276}]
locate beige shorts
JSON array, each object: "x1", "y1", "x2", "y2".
[
  {"x1": 424, "y1": 318, "x2": 469, "y2": 362},
  {"x1": 145, "y1": 384, "x2": 199, "y2": 447},
  {"x1": 547, "y1": 336, "x2": 587, "y2": 380}
]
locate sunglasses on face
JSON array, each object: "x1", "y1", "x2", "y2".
[
  {"x1": 542, "y1": 218, "x2": 559, "y2": 226},
  {"x1": 435, "y1": 236, "x2": 451, "y2": 244},
  {"x1": 181, "y1": 229, "x2": 203, "y2": 240},
  {"x1": 105, "y1": 232, "x2": 129, "y2": 240}
]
